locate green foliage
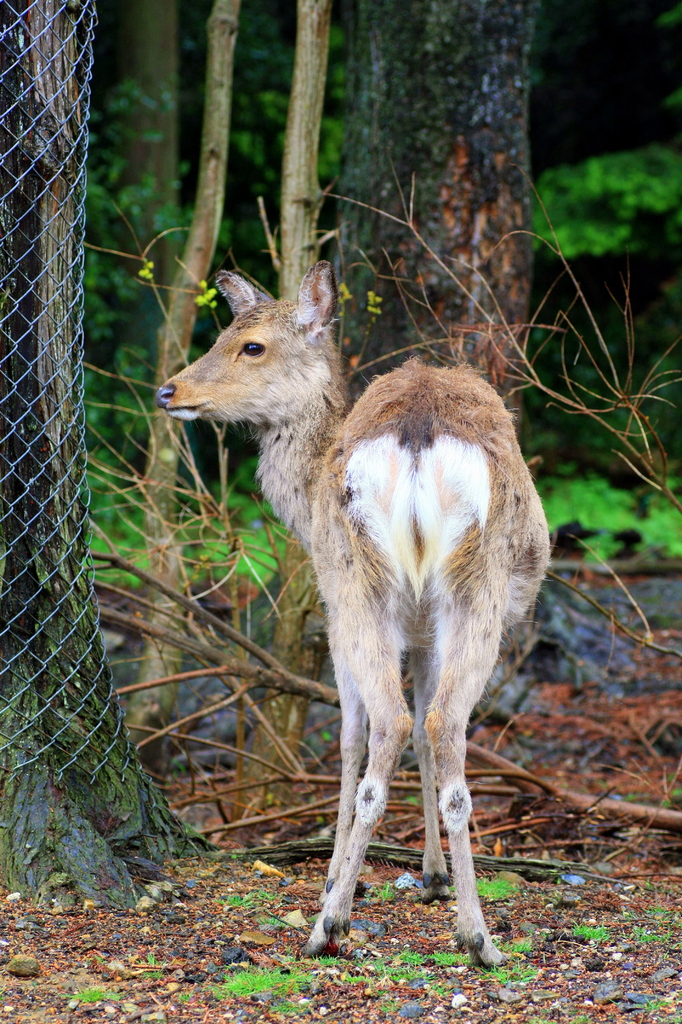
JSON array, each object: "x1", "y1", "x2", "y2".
[
  {"x1": 72, "y1": 989, "x2": 122, "y2": 1003},
  {"x1": 397, "y1": 950, "x2": 426, "y2": 965},
  {"x1": 573, "y1": 923, "x2": 610, "y2": 943},
  {"x1": 537, "y1": 474, "x2": 682, "y2": 558},
  {"x1": 488, "y1": 960, "x2": 538, "y2": 984},
  {"x1": 431, "y1": 951, "x2": 468, "y2": 967},
  {"x1": 535, "y1": 144, "x2": 682, "y2": 261},
  {"x1": 476, "y1": 877, "x2": 518, "y2": 901},
  {"x1": 213, "y1": 967, "x2": 305, "y2": 999}
]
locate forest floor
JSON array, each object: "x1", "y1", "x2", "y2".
[{"x1": 2, "y1": 573, "x2": 682, "y2": 1023}]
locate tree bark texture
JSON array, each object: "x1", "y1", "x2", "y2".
[
  {"x1": 340, "y1": 0, "x2": 538, "y2": 393},
  {"x1": 0, "y1": 0, "x2": 202, "y2": 906},
  {"x1": 278, "y1": 0, "x2": 334, "y2": 301},
  {"x1": 127, "y1": 0, "x2": 241, "y2": 773},
  {"x1": 241, "y1": 0, "x2": 333, "y2": 811}
]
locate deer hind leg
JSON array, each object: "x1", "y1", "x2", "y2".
[
  {"x1": 425, "y1": 610, "x2": 507, "y2": 968},
  {"x1": 323, "y1": 658, "x2": 368, "y2": 903},
  {"x1": 411, "y1": 648, "x2": 450, "y2": 903},
  {"x1": 304, "y1": 617, "x2": 411, "y2": 957}
]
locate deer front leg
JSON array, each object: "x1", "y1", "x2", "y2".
[{"x1": 411, "y1": 649, "x2": 450, "y2": 903}]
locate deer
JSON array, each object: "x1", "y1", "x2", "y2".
[{"x1": 156, "y1": 260, "x2": 550, "y2": 967}]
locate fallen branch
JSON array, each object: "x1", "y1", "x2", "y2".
[{"x1": 218, "y1": 838, "x2": 609, "y2": 882}]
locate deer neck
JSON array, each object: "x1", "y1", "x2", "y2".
[{"x1": 256, "y1": 374, "x2": 347, "y2": 549}]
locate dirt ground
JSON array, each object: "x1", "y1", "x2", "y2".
[
  {"x1": 1, "y1": 853, "x2": 681, "y2": 1024},
  {"x1": 2, "y1": 576, "x2": 681, "y2": 1022}
]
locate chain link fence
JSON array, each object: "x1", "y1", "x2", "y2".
[{"x1": 0, "y1": 0, "x2": 132, "y2": 782}]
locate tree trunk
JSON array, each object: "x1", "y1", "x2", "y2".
[
  {"x1": 0, "y1": 0, "x2": 204, "y2": 907},
  {"x1": 339, "y1": 0, "x2": 538, "y2": 396},
  {"x1": 116, "y1": 0, "x2": 180, "y2": 289},
  {"x1": 242, "y1": 0, "x2": 333, "y2": 812},
  {"x1": 126, "y1": 0, "x2": 241, "y2": 775}
]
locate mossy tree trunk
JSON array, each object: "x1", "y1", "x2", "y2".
[
  {"x1": 340, "y1": 0, "x2": 538, "y2": 398},
  {"x1": 241, "y1": 0, "x2": 333, "y2": 813},
  {"x1": 0, "y1": 0, "x2": 205, "y2": 907}
]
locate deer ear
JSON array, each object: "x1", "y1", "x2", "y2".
[
  {"x1": 296, "y1": 261, "x2": 338, "y2": 344},
  {"x1": 215, "y1": 271, "x2": 273, "y2": 316}
]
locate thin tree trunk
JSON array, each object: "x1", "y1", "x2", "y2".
[
  {"x1": 116, "y1": 0, "x2": 180, "y2": 289},
  {"x1": 126, "y1": 0, "x2": 241, "y2": 774},
  {"x1": 0, "y1": 0, "x2": 203, "y2": 906},
  {"x1": 340, "y1": 0, "x2": 538, "y2": 398},
  {"x1": 243, "y1": 0, "x2": 333, "y2": 811}
]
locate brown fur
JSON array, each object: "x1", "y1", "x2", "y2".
[{"x1": 157, "y1": 262, "x2": 550, "y2": 966}]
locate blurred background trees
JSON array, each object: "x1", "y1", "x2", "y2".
[{"x1": 84, "y1": 0, "x2": 682, "y2": 803}]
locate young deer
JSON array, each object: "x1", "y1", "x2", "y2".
[{"x1": 156, "y1": 261, "x2": 550, "y2": 966}]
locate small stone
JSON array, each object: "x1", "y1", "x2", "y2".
[
  {"x1": 141, "y1": 1014, "x2": 167, "y2": 1023},
  {"x1": 136, "y1": 896, "x2": 156, "y2": 913},
  {"x1": 162, "y1": 911, "x2": 186, "y2": 924},
  {"x1": 585, "y1": 957, "x2": 605, "y2": 972},
  {"x1": 398, "y1": 1001, "x2": 424, "y2": 1018},
  {"x1": 105, "y1": 960, "x2": 136, "y2": 980},
  {"x1": 5, "y1": 893, "x2": 22, "y2": 903},
  {"x1": 169, "y1": 969, "x2": 186, "y2": 982},
  {"x1": 594, "y1": 981, "x2": 623, "y2": 1004},
  {"x1": 121, "y1": 1005, "x2": 140, "y2": 1014},
  {"x1": 6, "y1": 955, "x2": 40, "y2": 978},
  {"x1": 651, "y1": 967, "x2": 678, "y2": 983},
  {"x1": 82, "y1": 899, "x2": 97, "y2": 912},
  {"x1": 560, "y1": 873, "x2": 585, "y2": 885},
  {"x1": 222, "y1": 947, "x2": 250, "y2": 966},
  {"x1": 407, "y1": 979, "x2": 429, "y2": 990},
  {"x1": 395, "y1": 873, "x2": 419, "y2": 890},
  {"x1": 144, "y1": 884, "x2": 164, "y2": 902},
  {"x1": 103, "y1": 1006, "x2": 118, "y2": 1018},
  {"x1": 496, "y1": 988, "x2": 522, "y2": 1004},
  {"x1": 556, "y1": 892, "x2": 581, "y2": 908},
  {"x1": 450, "y1": 993, "x2": 468, "y2": 1009},
  {"x1": 350, "y1": 919, "x2": 386, "y2": 938},
  {"x1": 282, "y1": 909, "x2": 307, "y2": 928},
  {"x1": 624, "y1": 993, "x2": 654, "y2": 1007},
  {"x1": 531, "y1": 989, "x2": 559, "y2": 1002},
  {"x1": 165, "y1": 983, "x2": 181, "y2": 994},
  {"x1": 239, "y1": 930, "x2": 276, "y2": 945},
  {"x1": 67, "y1": 1000, "x2": 80, "y2": 1011}
]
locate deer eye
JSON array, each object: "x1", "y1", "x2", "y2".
[{"x1": 241, "y1": 342, "x2": 265, "y2": 357}]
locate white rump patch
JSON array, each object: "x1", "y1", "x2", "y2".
[{"x1": 345, "y1": 435, "x2": 490, "y2": 598}]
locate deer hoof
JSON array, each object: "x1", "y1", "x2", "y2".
[
  {"x1": 302, "y1": 915, "x2": 349, "y2": 958},
  {"x1": 421, "y1": 871, "x2": 451, "y2": 904},
  {"x1": 457, "y1": 929, "x2": 507, "y2": 968}
]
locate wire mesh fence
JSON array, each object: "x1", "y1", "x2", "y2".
[{"x1": 0, "y1": 0, "x2": 132, "y2": 781}]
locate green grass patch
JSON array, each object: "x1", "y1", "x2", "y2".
[
  {"x1": 430, "y1": 951, "x2": 468, "y2": 967},
  {"x1": 488, "y1": 962, "x2": 538, "y2": 985},
  {"x1": 374, "y1": 881, "x2": 396, "y2": 902},
  {"x1": 397, "y1": 950, "x2": 426, "y2": 965},
  {"x1": 632, "y1": 925, "x2": 670, "y2": 943},
  {"x1": 574, "y1": 924, "x2": 611, "y2": 943},
  {"x1": 213, "y1": 967, "x2": 309, "y2": 1000},
  {"x1": 72, "y1": 989, "x2": 122, "y2": 1004},
  {"x1": 477, "y1": 876, "x2": 518, "y2": 900}
]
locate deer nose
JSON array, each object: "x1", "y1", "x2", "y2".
[{"x1": 156, "y1": 383, "x2": 176, "y2": 408}]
